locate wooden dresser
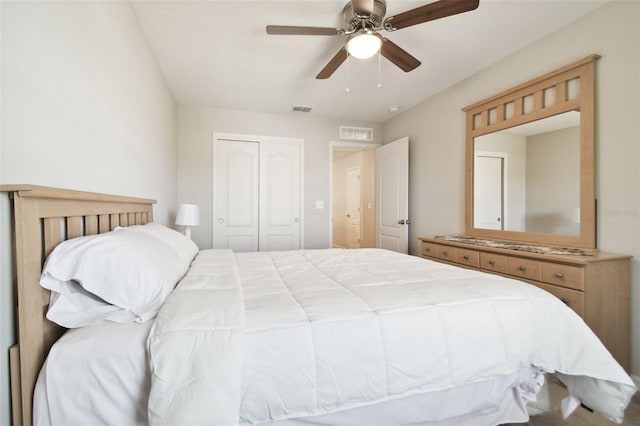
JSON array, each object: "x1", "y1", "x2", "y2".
[{"x1": 419, "y1": 236, "x2": 631, "y2": 371}]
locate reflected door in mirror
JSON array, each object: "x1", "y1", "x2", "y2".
[{"x1": 474, "y1": 154, "x2": 504, "y2": 230}]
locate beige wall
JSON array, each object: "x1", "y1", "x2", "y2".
[
  {"x1": 383, "y1": 0, "x2": 640, "y2": 375},
  {"x1": 0, "y1": 2, "x2": 177, "y2": 423},
  {"x1": 176, "y1": 105, "x2": 382, "y2": 250},
  {"x1": 526, "y1": 127, "x2": 580, "y2": 235}
]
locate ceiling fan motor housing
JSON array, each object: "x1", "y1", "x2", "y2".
[{"x1": 343, "y1": 0, "x2": 387, "y2": 31}]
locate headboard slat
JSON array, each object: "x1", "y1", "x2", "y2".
[
  {"x1": 85, "y1": 215, "x2": 98, "y2": 235},
  {"x1": 66, "y1": 216, "x2": 83, "y2": 239},
  {"x1": 43, "y1": 218, "x2": 64, "y2": 259},
  {"x1": 99, "y1": 214, "x2": 110, "y2": 233},
  {"x1": 110, "y1": 213, "x2": 120, "y2": 230}
]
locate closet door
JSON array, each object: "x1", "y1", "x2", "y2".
[
  {"x1": 259, "y1": 142, "x2": 301, "y2": 251},
  {"x1": 213, "y1": 139, "x2": 259, "y2": 252}
]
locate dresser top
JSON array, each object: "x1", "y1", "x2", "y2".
[{"x1": 419, "y1": 236, "x2": 632, "y2": 264}]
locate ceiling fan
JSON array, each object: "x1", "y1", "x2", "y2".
[{"x1": 266, "y1": 0, "x2": 480, "y2": 79}]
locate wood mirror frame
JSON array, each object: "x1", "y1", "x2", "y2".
[{"x1": 462, "y1": 55, "x2": 600, "y2": 249}]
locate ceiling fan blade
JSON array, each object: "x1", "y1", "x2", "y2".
[
  {"x1": 380, "y1": 38, "x2": 421, "y2": 72},
  {"x1": 384, "y1": 0, "x2": 479, "y2": 31},
  {"x1": 266, "y1": 25, "x2": 343, "y2": 36},
  {"x1": 351, "y1": 0, "x2": 375, "y2": 16},
  {"x1": 316, "y1": 47, "x2": 349, "y2": 79}
]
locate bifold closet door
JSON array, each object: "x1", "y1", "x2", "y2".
[
  {"x1": 214, "y1": 138, "x2": 302, "y2": 252},
  {"x1": 259, "y1": 142, "x2": 301, "y2": 251},
  {"x1": 213, "y1": 139, "x2": 259, "y2": 252}
]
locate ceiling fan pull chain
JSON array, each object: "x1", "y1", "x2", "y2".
[
  {"x1": 377, "y1": 50, "x2": 382, "y2": 88},
  {"x1": 345, "y1": 55, "x2": 351, "y2": 93}
]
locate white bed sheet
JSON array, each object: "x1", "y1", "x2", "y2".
[{"x1": 34, "y1": 320, "x2": 545, "y2": 426}]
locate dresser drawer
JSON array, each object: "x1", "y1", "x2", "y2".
[
  {"x1": 435, "y1": 245, "x2": 455, "y2": 262},
  {"x1": 535, "y1": 282, "x2": 585, "y2": 318},
  {"x1": 480, "y1": 253, "x2": 507, "y2": 274},
  {"x1": 421, "y1": 242, "x2": 438, "y2": 258},
  {"x1": 507, "y1": 257, "x2": 541, "y2": 281},
  {"x1": 456, "y1": 248, "x2": 479, "y2": 268},
  {"x1": 541, "y1": 263, "x2": 584, "y2": 291}
]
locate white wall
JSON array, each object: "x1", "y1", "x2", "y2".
[
  {"x1": 0, "y1": 1, "x2": 177, "y2": 423},
  {"x1": 383, "y1": 0, "x2": 640, "y2": 375},
  {"x1": 176, "y1": 105, "x2": 382, "y2": 250}
]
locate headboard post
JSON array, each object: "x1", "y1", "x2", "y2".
[{"x1": 1, "y1": 185, "x2": 156, "y2": 426}]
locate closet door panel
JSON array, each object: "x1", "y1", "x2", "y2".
[
  {"x1": 213, "y1": 139, "x2": 259, "y2": 252},
  {"x1": 260, "y1": 142, "x2": 301, "y2": 251}
]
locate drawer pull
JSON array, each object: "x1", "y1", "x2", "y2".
[
  {"x1": 561, "y1": 297, "x2": 570, "y2": 306},
  {"x1": 424, "y1": 248, "x2": 431, "y2": 252},
  {"x1": 463, "y1": 255, "x2": 469, "y2": 260},
  {"x1": 555, "y1": 272, "x2": 564, "y2": 279},
  {"x1": 442, "y1": 251, "x2": 448, "y2": 256},
  {"x1": 488, "y1": 260, "x2": 495, "y2": 266},
  {"x1": 518, "y1": 265, "x2": 527, "y2": 272}
]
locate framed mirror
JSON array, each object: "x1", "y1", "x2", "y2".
[{"x1": 463, "y1": 55, "x2": 599, "y2": 249}]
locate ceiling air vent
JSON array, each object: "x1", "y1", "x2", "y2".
[
  {"x1": 339, "y1": 125, "x2": 373, "y2": 142},
  {"x1": 292, "y1": 105, "x2": 313, "y2": 112}
]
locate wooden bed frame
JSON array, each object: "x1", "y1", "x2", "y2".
[{"x1": 1, "y1": 185, "x2": 156, "y2": 426}]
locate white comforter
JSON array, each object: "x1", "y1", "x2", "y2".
[{"x1": 147, "y1": 248, "x2": 636, "y2": 425}]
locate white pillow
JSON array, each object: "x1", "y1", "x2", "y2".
[
  {"x1": 41, "y1": 225, "x2": 197, "y2": 328},
  {"x1": 121, "y1": 222, "x2": 198, "y2": 265},
  {"x1": 45, "y1": 280, "x2": 137, "y2": 328}
]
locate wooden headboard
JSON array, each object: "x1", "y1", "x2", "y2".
[{"x1": 0, "y1": 185, "x2": 156, "y2": 426}]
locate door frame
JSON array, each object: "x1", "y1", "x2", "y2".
[
  {"x1": 328, "y1": 141, "x2": 380, "y2": 248},
  {"x1": 345, "y1": 165, "x2": 361, "y2": 249},
  {"x1": 212, "y1": 132, "x2": 305, "y2": 250}
]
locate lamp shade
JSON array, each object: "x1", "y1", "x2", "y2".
[{"x1": 175, "y1": 204, "x2": 199, "y2": 226}]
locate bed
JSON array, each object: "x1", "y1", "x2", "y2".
[{"x1": 2, "y1": 185, "x2": 636, "y2": 426}]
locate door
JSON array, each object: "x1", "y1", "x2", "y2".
[
  {"x1": 213, "y1": 139, "x2": 259, "y2": 251},
  {"x1": 474, "y1": 154, "x2": 504, "y2": 230},
  {"x1": 376, "y1": 137, "x2": 409, "y2": 253},
  {"x1": 345, "y1": 166, "x2": 361, "y2": 248},
  {"x1": 259, "y1": 142, "x2": 302, "y2": 251}
]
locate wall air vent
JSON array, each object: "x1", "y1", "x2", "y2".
[
  {"x1": 292, "y1": 105, "x2": 313, "y2": 112},
  {"x1": 339, "y1": 125, "x2": 374, "y2": 142}
]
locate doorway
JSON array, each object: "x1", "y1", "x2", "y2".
[{"x1": 330, "y1": 142, "x2": 378, "y2": 249}]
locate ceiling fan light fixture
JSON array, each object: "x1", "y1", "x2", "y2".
[{"x1": 347, "y1": 32, "x2": 382, "y2": 59}]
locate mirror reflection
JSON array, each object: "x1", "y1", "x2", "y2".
[{"x1": 473, "y1": 110, "x2": 580, "y2": 236}]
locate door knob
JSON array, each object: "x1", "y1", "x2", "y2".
[{"x1": 397, "y1": 219, "x2": 405, "y2": 225}]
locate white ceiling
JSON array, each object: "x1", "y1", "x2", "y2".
[{"x1": 131, "y1": 0, "x2": 608, "y2": 123}]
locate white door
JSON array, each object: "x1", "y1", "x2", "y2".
[
  {"x1": 213, "y1": 139, "x2": 259, "y2": 251},
  {"x1": 376, "y1": 137, "x2": 409, "y2": 253},
  {"x1": 259, "y1": 142, "x2": 302, "y2": 251},
  {"x1": 345, "y1": 166, "x2": 361, "y2": 249},
  {"x1": 474, "y1": 154, "x2": 504, "y2": 230}
]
